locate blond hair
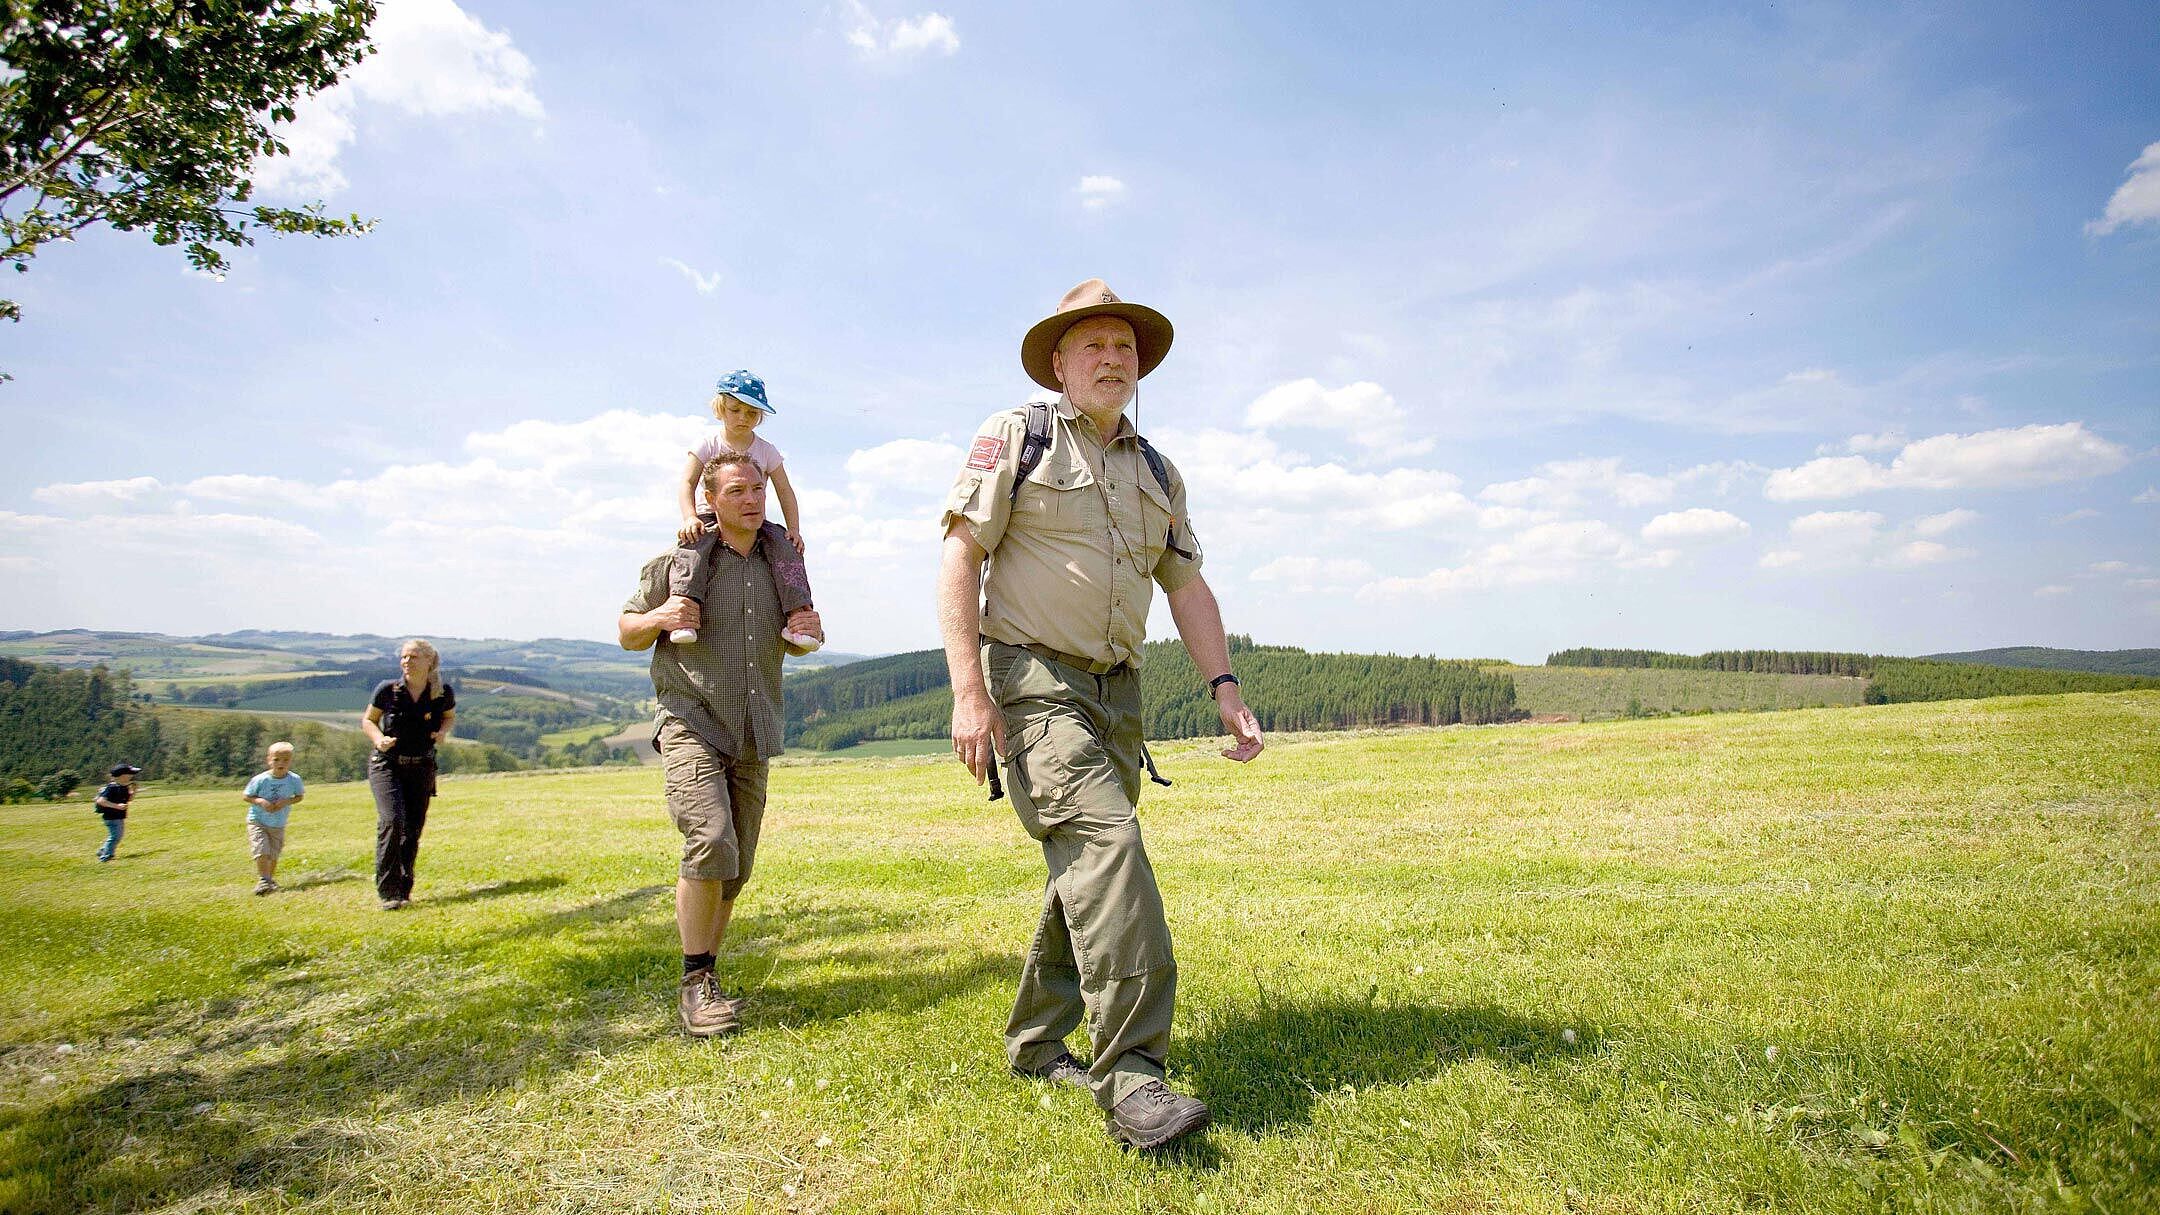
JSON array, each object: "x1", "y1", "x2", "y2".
[
  {"x1": 710, "y1": 391, "x2": 766, "y2": 423},
  {"x1": 400, "y1": 638, "x2": 444, "y2": 702},
  {"x1": 267, "y1": 741, "x2": 295, "y2": 758}
]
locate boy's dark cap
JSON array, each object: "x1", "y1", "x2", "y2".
[{"x1": 109, "y1": 763, "x2": 142, "y2": 776}]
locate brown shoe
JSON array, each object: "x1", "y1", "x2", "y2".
[
  {"x1": 1106, "y1": 1080, "x2": 1211, "y2": 1151},
  {"x1": 678, "y1": 968, "x2": 738, "y2": 1037}
]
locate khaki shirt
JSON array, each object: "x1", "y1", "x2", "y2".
[
  {"x1": 940, "y1": 397, "x2": 1204, "y2": 669},
  {"x1": 622, "y1": 528, "x2": 788, "y2": 761}
]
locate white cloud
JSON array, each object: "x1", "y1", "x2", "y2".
[
  {"x1": 2136, "y1": 487, "x2": 2160, "y2": 505},
  {"x1": 2053, "y1": 508, "x2": 2101, "y2": 524},
  {"x1": 1249, "y1": 556, "x2": 1374, "y2": 593},
  {"x1": 844, "y1": 2, "x2": 959, "y2": 58},
  {"x1": 1244, "y1": 378, "x2": 1433, "y2": 455},
  {"x1": 660, "y1": 258, "x2": 721, "y2": 295},
  {"x1": 1481, "y1": 457, "x2": 1676, "y2": 510},
  {"x1": 1763, "y1": 422, "x2": 2130, "y2": 500},
  {"x1": 844, "y1": 438, "x2": 965, "y2": 498},
  {"x1": 255, "y1": 0, "x2": 543, "y2": 196},
  {"x1": 4, "y1": 410, "x2": 971, "y2": 646},
  {"x1": 1077, "y1": 176, "x2": 1128, "y2": 210},
  {"x1": 2090, "y1": 560, "x2": 2132, "y2": 574},
  {"x1": 2085, "y1": 141, "x2": 2160, "y2": 237},
  {"x1": 1640, "y1": 508, "x2": 1749, "y2": 544},
  {"x1": 2035, "y1": 585, "x2": 2072, "y2": 597},
  {"x1": 1910, "y1": 508, "x2": 1979, "y2": 538},
  {"x1": 1789, "y1": 510, "x2": 1884, "y2": 544},
  {"x1": 31, "y1": 477, "x2": 163, "y2": 512},
  {"x1": 1357, "y1": 519, "x2": 1674, "y2": 599},
  {"x1": 1758, "y1": 550, "x2": 1802, "y2": 569},
  {"x1": 1840, "y1": 431, "x2": 1907, "y2": 455},
  {"x1": 1878, "y1": 540, "x2": 1965, "y2": 568}
]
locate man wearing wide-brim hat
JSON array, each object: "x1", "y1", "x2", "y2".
[{"x1": 937, "y1": 279, "x2": 1265, "y2": 1151}]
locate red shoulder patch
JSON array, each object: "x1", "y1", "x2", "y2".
[{"x1": 967, "y1": 436, "x2": 1005, "y2": 471}]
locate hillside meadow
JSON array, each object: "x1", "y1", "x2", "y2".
[
  {"x1": 1498, "y1": 666, "x2": 1871, "y2": 720},
  {"x1": 1, "y1": 693, "x2": 2154, "y2": 1213}
]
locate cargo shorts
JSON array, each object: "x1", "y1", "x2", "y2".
[
  {"x1": 246, "y1": 822, "x2": 285, "y2": 861},
  {"x1": 657, "y1": 716, "x2": 769, "y2": 898}
]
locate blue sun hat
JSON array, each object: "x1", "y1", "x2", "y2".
[{"x1": 715, "y1": 369, "x2": 775, "y2": 415}]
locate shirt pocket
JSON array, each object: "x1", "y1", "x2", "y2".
[{"x1": 1014, "y1": 461, "x2": 1097, "y2": 536}]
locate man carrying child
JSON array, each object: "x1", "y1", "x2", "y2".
[{"x1": 620, "y1": 451, "x2": 824, "y2": 1037}]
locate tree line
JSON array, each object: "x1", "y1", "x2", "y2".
[
  {"x1": 1863, "y1": 659, "x2": 2160, "y2": 704},
  {"x1": 781, "y1": 639, "x2": 1519, "y2": 750},
  {"x1": 1542, "y1": 647, "x2": 2160, "y2": 703},
  {"x1": 1545, "y1": 648, "x2": 1875, "y2": 677}
]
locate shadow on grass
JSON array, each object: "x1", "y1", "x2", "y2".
[
  {"x1": 418, "y1": 874, "x2": 569, "y2": 908},
  {"x1": 278, "y1": 867, "x2": 362, "y2": 893},
  {"x1": 1183, "y1": 997, "x2": 1588, "y2": 1133},
  {"x1": 0, "y1": 889, "x2": 1014, "y2": 1214}
]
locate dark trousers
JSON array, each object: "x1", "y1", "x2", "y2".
[
  {"x1": 668, "y1": 517, "x2": 813, "y2": 614},
  {"x1": 369, "y1": 755, "x2": 434, "y2": 900}
]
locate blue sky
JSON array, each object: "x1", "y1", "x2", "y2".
[{"x1": 2, "y1": 0, "x2": 2156, "y2": 662}]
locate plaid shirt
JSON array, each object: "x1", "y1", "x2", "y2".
[{"x1": 624, "y1": 526, "x2": 788, "y2": 760}]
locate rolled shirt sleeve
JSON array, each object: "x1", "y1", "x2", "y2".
[{"x1": 939, "y1": 411, "x2": 1028, "y2": 552}]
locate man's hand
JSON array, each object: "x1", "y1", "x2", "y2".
[
  {"x1": 782, "y1": 607, "x2": 824, "y2": 655},
  {"x1": 675, "y1": 518, "x2": 707, "y2": 545},
  {"x1": 950, "y1": 687, "x2": 1008, "y2": 785},
  {"x1": 374, "y1": 735, "x2": 397, "y2": 753},
  {"x1": 1215, "y1": 686, "x2": 1264, "y2": 763},
  {"x1": 655, "y1": 595, "x2": 702, "y2": 633}
]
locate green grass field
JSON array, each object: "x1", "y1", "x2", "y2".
[
  {"x1": 2, "y1": 693, "x2": 2153, "y2": 1213},
  {"x1": 1502, "y1": 665, "x2": 1872, "y2": 720},
  {"x1": 538, "y1": 721, "x2": 632, "y2": 748}
]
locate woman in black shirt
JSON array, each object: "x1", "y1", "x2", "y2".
[{"x1": 362, "y1": 638, "x2": 456, "y2": 909}]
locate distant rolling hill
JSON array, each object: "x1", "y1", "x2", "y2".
[{"x1": 1923, "y1": 647, "x2": 2160, "y2": 678}]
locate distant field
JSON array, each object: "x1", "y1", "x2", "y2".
[
  {"x1": 1502, "y1": 665, "x2": 1870, "y2": 719},
  {"x1": 134, "y1": 670, "x2": 345, "y2": 693},
  {"x1": 235, "y1": 688, "x2": 374, "y2": 713},
  {"x1": 539, "y1": 721, "x2": 630, "y2": 747},
  {"x1": 0, "y1": 636, "x2": 323, "y2": 679},
  {"x1": 817, "y1": 737, "x2": 951, "y2": 759},
  {"x1": 1, "y1": 692, "x2": 2152, "y2": 1213}
]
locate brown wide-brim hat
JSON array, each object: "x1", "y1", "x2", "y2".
[{"x1": 1019, "y1": 278, "x2": 1174, "y2": 392}]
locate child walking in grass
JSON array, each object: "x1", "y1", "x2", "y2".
[
  {"x1": 668, "y1": 369, "x2": 819, "y2": 649},
  {"x1": 93, "y1": 763, "x2": 141, "y2": 862},
  {"x1": 242, "y1": 742, "x2": 305, "y2": 895}
]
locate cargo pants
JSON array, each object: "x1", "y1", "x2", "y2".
[{"x1": 985, "y1": 640, "x2": 1176, "y2": 1110}]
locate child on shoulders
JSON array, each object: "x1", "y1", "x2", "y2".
[{"x1": 669, "y1": 369, "x2": 818, "y2": 649}]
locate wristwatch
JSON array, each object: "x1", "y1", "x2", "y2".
[{"x1": 1208, "y1": 673, "x2": 1240, "y2": 696}]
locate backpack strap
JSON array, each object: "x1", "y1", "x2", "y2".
[
  {"x1": 1007, "y1": 400, "x2": 1055, "y2": 507},
  {"x1": 1134, "y1": 434, "x2": 1195, "y2": 562}
]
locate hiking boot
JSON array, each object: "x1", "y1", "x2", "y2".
[
  {"x1": 1012, "y1": 1050, "x2": 1089, "y2": 1089},
  {"x1": 1105, "y1": 1080, "x2": 1211, "y2": 1151},
  {"x1": 678, "y1": 968, "x2": 739, "y2": 1037},
  {"x1": 254, "y1": 877, "x2": 277, "y2": 896},
  {"x1": 380, "y1": 897, "x2": 406, "y2": 911}
]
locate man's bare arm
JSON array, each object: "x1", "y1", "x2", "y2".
[
  {"x1": 1166, "y1": 574, "x2": 1264, "y2": 762},
  {"x1": 619, "y1": 598, "x2": 701, "y2": 652},
  {"x1": 938, "y1": 523, "x2": 1005, "y2": 783}
]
